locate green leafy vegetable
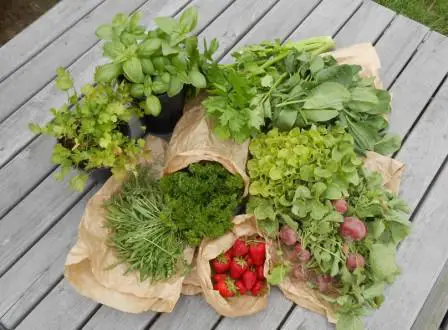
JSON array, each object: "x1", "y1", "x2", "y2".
[
  {"x1": 105, "y1": 167, "x2": 186, "y2": 281},
  {"x1": 159, "y1": 162, "x2": 244, "y2": 246}
]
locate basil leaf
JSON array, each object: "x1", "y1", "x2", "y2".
[
  {"x1": 179, "y1": 7, "x2": 198, "y2": 32},
  {"x1": 145, "y1": 95, "x2": 162, "y2": 116},
  {"x1": 94, "y1": 63, "x2": 122, "y2": 83},
  {"x1": 130, "y1": 83, "x2": 144, "y2": 98},
  {"x1": 95, "y1": 24, "x2": 113, "y2": 40},
  {"x1": 162, "y1": 40, "x2": 179, "y2": 56},
  {"x1": 167, "y1": 76, "x2": 184, "y2": 97},
  {"x1": 189, "y1": 70, "x2": 206, "y2": 88},
  {"x1": 103, "y1": 41, "x2": 125, "y2": 59},
  {"x1": 138, "y1": 38, "x2": 162, "y2": 57},
  {"x1": 140, "y1": 58, "x2": 155, "y2": 75},
  {"x1": 154, "y1": 16, "x2": 178, "y2": 34},
  {"x1": 123, "y1": 57, "x2": 144, "y2": 83}
]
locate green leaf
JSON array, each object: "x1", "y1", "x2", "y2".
[
  {"x1": 369, "y1": 243, "x2": 400, "y2": 282},
  {"x1": 304, "y1": 82, "x2": 350, "y2": 110},
  {"x1": 130, "y1": 83, "x2": 144, "y2": 98},
  {"x1": 336, "y1": 314, "x2": 364, "y2": 330},
  {"x1": 94, "y1": 63, "x2": 122, "y2": 83},
  {"x1": 331, "y1": 258, "x2": 340, "y2": 277},
  {"x1": 95, "y1": 24, "x2": 113, "y2": 40},
  {"x1": 129, "y1": 12, "x2": 142, "y2": 30},
  {"x1": 28, "y1": 122, "x2": 42, "y2": 134},
  {"x1": 154, "y1": 16, "x2": 178, "y2": 34},
  {"x1": 103, "y1": 41, "x2": 125, "y2": 59},
  {"x1": 69, "y1": 173, "x2": 89, "y2": 192},
  {"x1": 145, "y1": 95, "x2": 162, "y2": 116},
  {"x1": 294, "y1": 185, "x2": 311, "y2": 200},
  {"x1": 302, "y1": 109, "x2": 339, "y2": 122},
  {"x1": 167, "y1": 76, "x2": 184, "y2": 97},
  {"x1": 370, "y1": 220, "x2": 385, "y2": 239},
  {"x1": 351, "y1": 87, "x2": 379, "y2": 104},
  {"x1": 310, "y1": 56, "x2": 324, "y2": 73},
  {"x1": 275, "y1": 110, "x2": 297, "y2": 131},
  {"x1": 310, "y1": 200, "x2": 328, "y2": 220},
  {"x1": 325, "y1": 183, "x2": 343, "y2": 199},
  {"x1": 55, "y1": 67, "x2": 73, "y2": 91},
  {"x1": 138, "y1": 38, "x2": 162, "y2": 57},
  {"x1": 374, "y1": 134, "x2": 402, "y2": 155},
  {"x1": 363, "y1": 283, "x2": 385, "y2": 299},
  {"x1": 261, "y1": 75, "x2": 273, "y2": 87},
  {"x1": 267, "y1": 264, "x2": 289, "y2": 285},
  {"x1": 189, "y1": 70, "x2": 206, "y2": 88},
  {"x1": 162, "y1": 40, "x2": 180, "y2": 55},
  {"x1": 179, "y1": 7, "x2": 198, "y2": 32},
  {"x1": 140, "y1": 58, "x2": 155, "y2": 75},
  {"x1": 123, "y1": 57, "x2": 144, "y2": 83},
  {"x1": 280, "y1": 213, "x2": 298, "y2": 231}
]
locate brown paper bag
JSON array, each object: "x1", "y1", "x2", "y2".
[
  {"x1": 181, "y1": 253, "x2": 202, "y2": 296},
  {"x1": 163, "y1": 96, "x2": 250, "y2": 196},
  {"x1": 196, "y1": 215, "x2": 271, "y2": 317},
  {"x1": 64, "y1": 136, "x2": 194, "y2": 313}
]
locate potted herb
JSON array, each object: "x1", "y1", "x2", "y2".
[
  {"x1": 29, "y1": 68, "x2": 147, "y2": 191},
  {"x1": 94, "y1": 8, "x2": 218, "y2": 135}
]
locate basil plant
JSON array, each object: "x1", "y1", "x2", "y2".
[{"x1": 94, "y1": 8, "x2": 218, "y2": 116}]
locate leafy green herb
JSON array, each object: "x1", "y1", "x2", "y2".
[
  {"x1": 105, "y1": 166, "x2": 187, "y2": 282},
  {"x1": 95, "y1": 8, "x2": 218, "y2": 116},
  {"x1": 159, "y1": 162, "x2": 244, "y2": 246},
  {"x1": 29, "y1": 68, "x2": 146, "y2": 191}
]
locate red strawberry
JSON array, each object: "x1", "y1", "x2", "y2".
[
  {"x1": 245, "y1": 255, "x2": 254, "y2": 266},
  {"x1": 232, "y1": 239, "x2": 249, "y2": 257},
  {"x1": 242, "y1": 269, "x2": 257, "y2": 290},
  {"x1": 215, "y1": 279, "x2": 236, "y2": 298},
  {"x1": 210, "y1": 252, "x2": 231, "y2": 274},
  {"x1": 212, "y1": 273, "x2": 228, "y2": 283},
  {"x1": 230, "y1": 257, "x2": 248, "y2": 279},
  {"x1": 255, "y1": 265, "x2": 265, "y2": 280},
  {"x1": 235, "y1": 280, "x2": 247, "y2": 295},
  {"x1": 249, "y1": 241, "x2": 266, "y2": 266},
  {"x1": 251, "y1": 280, "x2": 266, "y2": 296}
]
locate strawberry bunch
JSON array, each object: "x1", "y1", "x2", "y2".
[{"x1": 210, "y1": 237, "x2": 267, "y2": 298}]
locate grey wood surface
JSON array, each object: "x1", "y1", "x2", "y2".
[
  {"x1": 1, "y1": 0, "x2": 448, "y2": 329},
  {"x1": 0, "y1": 0, "x2": 105, "y2": 82},
  {"x1": 0, "y1": 0, "x2": 152, "y2": 123}
]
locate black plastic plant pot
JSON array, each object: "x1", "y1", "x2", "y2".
[
  {"x1": 58, "y1": 122, "x2": 131, "y2": 185},
  {"x1": 142, "y1": 89, "x2": 186, "y2": 136}
]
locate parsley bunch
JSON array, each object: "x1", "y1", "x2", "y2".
[
  {"x1": 159, "y1": 162, "x2": 244, "y2": 246},
  {"x1": 29, "y1": 68, "x2": 146, "y2": 191}
]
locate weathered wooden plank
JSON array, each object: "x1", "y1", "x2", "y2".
[
  {"x1": 375, "y1": 15, "x2": 429, "y2": 88},
  {"x1": 286, "y1": 0, "x2": 362, "y2": 41},
  {"x1": 0, "y1": 136, "x2": 55, "y2": 219},
  {"x1": 281, "y1": 308, "x2": 333, "y2": 330},
  {"x1": 15, "y1": 279, "x2": 98, "y2": 330},
  {"x1": 0, "y1": 0, "x2": 105, "y2": 82},
  {"x1": 364, "y1": 160, "x2": 448, "y2": 329},
  {"x1": 83, "y1": 306, "x2": 156, "y2": 330},
  {"x1": 0, "y1": 189, "x2": 97, "y2": 328},
  {"x1": 334, "y1": 0, "x2": 395, "y2": 47},
  {"x1": 411, "y1": 260, "x2": 448, "y2": 330},
  {"x1": 216, "y1": 288, "x2": 292, "y2": 330},
  {"x1": 388, "y1": 31, "x2": 448, "y2": 137},
  {"x1": 200, "y1": 0, "x2": 279, "y2": 59},
  {"x1": 0, "y1": 0, "x2": 152, "y2": 123},
  {"x1": 220, "y1": 0, "x2": 322, "y2": 64},
  {"x1": 0, "y1": 174, "x2": 93, "y2": 276},
  {"x1": 151, "y1": 296, "x2": 219, "y2": 330}
]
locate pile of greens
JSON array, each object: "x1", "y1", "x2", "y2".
[
  {"x1": 29, "y1": 68, "x2": 146, "y2": 191},
  {"x1": 95, "y1": 8, "x2": 218, "y2": 116},
  {"x1": 247, "y1": 126, "x2": 410, "y2": 329},
  {"x1": 203, "y1": 39, "x2": 400, "y2": 155},
  {"x1": 159, "y1": 162, "x2": 244, "y2": 246},
  {"x1": 105, "y1": 166, "x2": 186, "y2": 281}
]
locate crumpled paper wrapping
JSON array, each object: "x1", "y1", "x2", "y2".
[
  {"x1": 163, "y1": 95, "x2": 250, "y2": 196},
  {"x1": 196, "y1": 215, "x2": 271, "y2": 317},
  {"x1": 181, "y1": 252, "x2": 202, "y2": 296},
  {"x1": 64, "y1": 136, "x2": 195, "y2": 313},
  {"x1": 278, "y1": 43, "x2": 405, "y2": 323}
]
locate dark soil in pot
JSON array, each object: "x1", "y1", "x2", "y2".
[{"x1": 142, "y1": 89, "x2": 186, "y2": 135}]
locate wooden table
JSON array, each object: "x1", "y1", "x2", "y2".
[{"x1": 0, "y1": 0, "x2": 447, "y2": 329}]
